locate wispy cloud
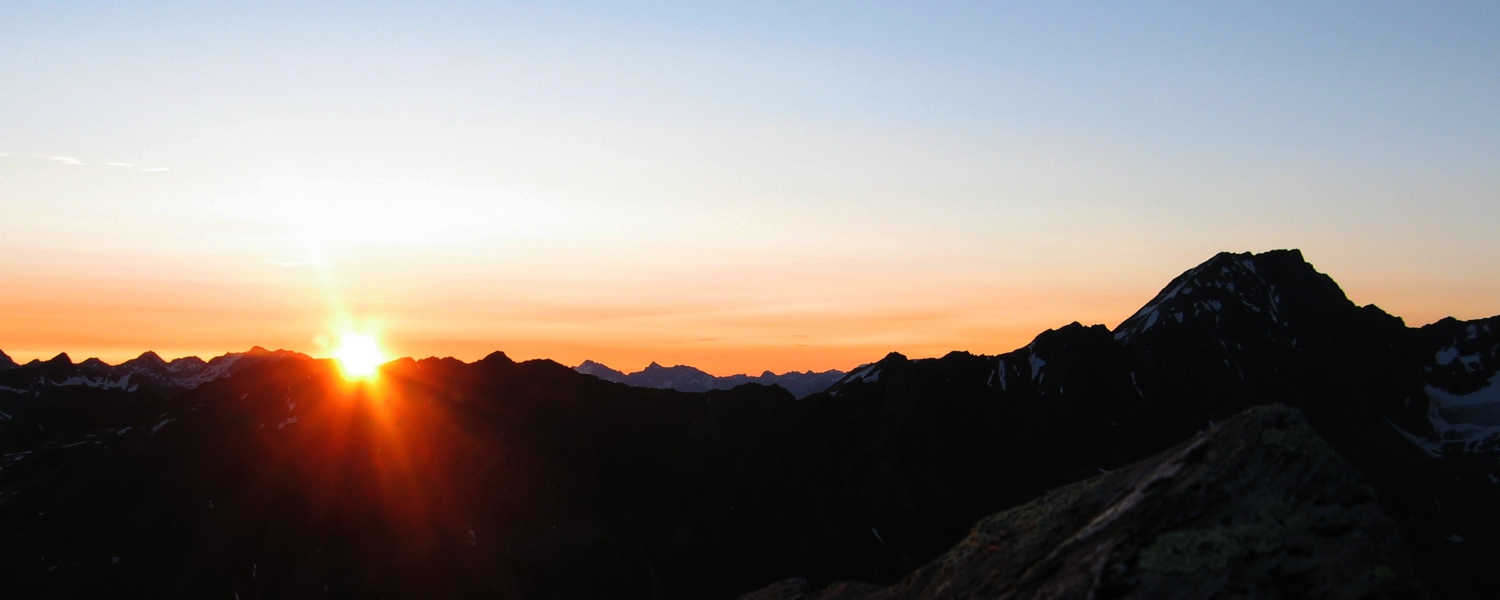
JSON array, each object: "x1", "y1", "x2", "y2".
[
  {"x1": 262, "y1": 258, "x2": 337, "y2": 267},
  {"x1": 26, "y1": 154, "x2": 169, "y2": 171}
]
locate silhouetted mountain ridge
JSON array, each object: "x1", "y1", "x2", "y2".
[
  {"x1": 0, "y1": 347, "x2": 308, "y2": 424},
  {"x1": 574, "y1": 359, "x2": 845, "y2": 399},
  {"x1": 0, "y1": 249, "x2": 1494, "y2": 599}
]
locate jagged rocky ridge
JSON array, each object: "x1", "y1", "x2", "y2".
[
  {"x1": 0, "y1": 347, "x2": 304, "y2": 423},
  {"x1": 0, "y1": 249, "x2": 1494, "y2": 599},
  {"x1": 743, "y1": 405, "x2": 1425, "y2": 600},
  {"x1": 574, "y1": 360, "x2": 845, "y2": 398},
  {"x1": 0, "y1": 346, "x2": 304, "y2": 395}
]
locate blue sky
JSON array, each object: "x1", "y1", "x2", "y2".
[{"x1": 2, "y1": 2, "x2": 1497, "y2": 371}]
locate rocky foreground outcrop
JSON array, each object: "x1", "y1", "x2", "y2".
[{"x1": 744, "y1": 405, "x2": 1425, "y2": 600}]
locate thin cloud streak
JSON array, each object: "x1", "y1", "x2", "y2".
[
  {"x1": 25, "y1": 154, "x2": 168, "y2": 171},
  {"x1": 263, "y1": 258, "x2": 338, "y2": 267}
]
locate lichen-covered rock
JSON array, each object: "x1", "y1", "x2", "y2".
[{"x1": 742, "y1": 404, "x2": 1425, "y2": 599}]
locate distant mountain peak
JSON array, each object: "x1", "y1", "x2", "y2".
[
  {"x1": 479, "y1": 351, "x2": 513, "y2": 365},
  {"x1": 575, "y1": 360, "x2": 627, "y2": 381},
  {"x1": 121, "y1": 352, "x2": 165, "y2": 369},
  {"x1": 572, "y1": 360, "x2": 845, "y2": 398},
  {"x1": 164, "y1": 355, "x2": 208, "y2": 373},
  {"x1": 1112, "y1": 249, "x2": 1359, "y2": 346},
  {"x1": 827, "y1": 353, "x2": 908, "y2": 392},
  {"x1": 120, "y1": 351, "x2": 208, "y2": 377},
  {"x1": 0, "y1": 347, "x2": 309, "y2": 396}
]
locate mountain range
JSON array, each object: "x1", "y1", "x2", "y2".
[
  {"x1": 0, "y1": 348, "x2": 840, "y2": 403},
  {"x1": 0, "y1": 249, "x2": 1494, "y2": 599},
  {"x1": 0, "y1": 346, "x2": 305, "y2": 399},
  {"x1": 574, "y1": 361, "x2": 845, "y2": 399}
]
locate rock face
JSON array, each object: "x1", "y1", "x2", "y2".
[{"x1": 744, "y1": 405, "x2": 1425, "y2": 600}]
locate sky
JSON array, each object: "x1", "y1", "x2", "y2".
[{"x1": 2, "y1": 2, "x2": 1498, "y2": 375}]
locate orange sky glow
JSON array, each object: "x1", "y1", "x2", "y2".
[
  {"x1": 3, "y1": 5, "x2": 1498, "y2": 375},
  {"x1": 2, "y1": 240, "x2": 1494, "y2": 376}
]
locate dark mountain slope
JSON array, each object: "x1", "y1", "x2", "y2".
[
  {"x1": 0, "y1": 346, "x2": 303, "y2": 402},
  {"x1": 1106, "y1": 251, "x2": 1496, "y2": 598},
  {"x1": 743, "y1": 405, "x2": 1426, "y2": 600},
  {"x1": 0, "y1": 353, "x2": 873, "y2": 599},
  {"x1": 1117, "y1": 250, "x2": 1430, "y2": 438},
  {"x1": 754, "y1": 249, "x2": 1495, "y2": 597},
  {"x1": 0, "y1": 347, "x2": 304, "y2": 431},
  {"x1": 0, "y1": 249, "x2": 1494, "y2": 599}
]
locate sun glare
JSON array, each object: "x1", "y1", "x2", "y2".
[{"x1": 334, "y1": 333, "x2": 386, "y2": 379}]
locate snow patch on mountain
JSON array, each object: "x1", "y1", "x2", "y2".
[
  {"x1": 1400, "y1": 374, "x2": 1500, "y2": 456},
  {"x1": 0, "y1": 348, "x2": 301, "y2": 401},
  {"x1": 1112, "y1": 251, "x2": 1306, "y2": 345},
  {"x1": 988, "y1": 359, "x2": 1008, "y2": 390},
  {"x1": 58, "y1": 374, "x2": 135, "y2": 390},
  {"x1": 846, "y1": 364, "x2": 879, "y2": 384},
  {"x1": 1028, "y1": 352, "x2": 1046, "y2": 384}
]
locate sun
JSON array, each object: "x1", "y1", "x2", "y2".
[{"x1": 334, "y1": 333, "x2": 386, "y2": 380}]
